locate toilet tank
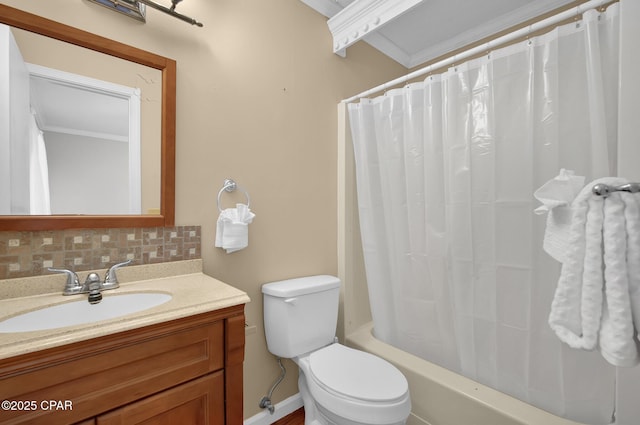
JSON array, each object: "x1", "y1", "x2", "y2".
[{"x1": 262, "y1": 275, "x2": 340, "y2": 358}]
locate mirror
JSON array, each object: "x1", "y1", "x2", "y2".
[
  {"x1": 3, "y1": 27, "x2": 160, "y2": 216},
  {"x1": 0, "y1": 4, "x2": 175, "y2": 231}
]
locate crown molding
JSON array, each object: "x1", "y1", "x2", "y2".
[{"x1": 328, "y1": 0, "x2": 424, "y2": 56}]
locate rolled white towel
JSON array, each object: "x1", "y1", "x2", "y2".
[
  {"x1": 599, "y1": 191, "x2": 639, "y2": 366},
  {"x1": 215, "y1": 203, "x2": 255, "y2": 254}
]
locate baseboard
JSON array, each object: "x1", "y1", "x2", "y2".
[
  {"x1": 406, "y1": 412, "x2": 430, "y2": 425},
  {"x1": 244, "y1": 393, "x2": 304, "y2": 425}
]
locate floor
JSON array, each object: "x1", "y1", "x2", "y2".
[{"x1": 272, "y1": 407, "x2": 304, "y2": 425}]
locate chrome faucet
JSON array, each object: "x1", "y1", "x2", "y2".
[{"x1": 48, "y1": 259, "x2": 134, "y2": 302}]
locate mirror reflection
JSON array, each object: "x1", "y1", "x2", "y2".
[{"x1": 0, "y1": 23, "x2": 161, "y2": 216}]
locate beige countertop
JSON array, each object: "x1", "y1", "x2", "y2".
[{"x1": 0, "y1": 260, "x2": 250, "y2": 360}]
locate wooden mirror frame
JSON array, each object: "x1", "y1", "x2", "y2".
[{"x1": 0, "y1": 4, "x2": 175, "y2": 231}]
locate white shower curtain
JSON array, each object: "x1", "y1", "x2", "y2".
[
  {"x1": 348, "y1": 5, "x2": 619, "y2": 424},
  {"x1": 28, "y1": 111, "x2": 51, "y2": 215}
]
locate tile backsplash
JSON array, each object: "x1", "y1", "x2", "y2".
[{"x1": 0, "y1": 226, "x2": 201, "y2": 279}]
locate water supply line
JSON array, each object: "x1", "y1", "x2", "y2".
[{"x1": 259, "y1": 357, "x2": 286, "y2": 414}]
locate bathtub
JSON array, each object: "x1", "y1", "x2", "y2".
[{"x1": 346, "y1": 322, "x2": 585, "y2": 425}]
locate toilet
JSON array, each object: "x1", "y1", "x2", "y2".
[{"x1": 262, "y1": 275, "x2": 411, "y2": 425}]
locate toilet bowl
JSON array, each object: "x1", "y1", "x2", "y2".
[{"x1": 262, "y1": 275, "x2": 411, "y2": 425}]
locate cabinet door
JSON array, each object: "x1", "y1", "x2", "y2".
[
  {"x1": 97, "y1": 372, "x2": 224, "y2": 425},
  {"x1": 0, "y1": 318, "x2": 224, "y2": 425}
]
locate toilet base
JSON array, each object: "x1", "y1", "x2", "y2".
[{"x1": 298, "y1": 371, "x2": 323, "y2": 425}]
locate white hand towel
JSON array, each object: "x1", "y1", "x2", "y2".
[
  {"x1": 547, "y1": 177, "x2": 640, "y2": 367},
  {"x1": 533, "y1": 169, "x2": 585, "y2": 263},
  {"x1": 215, "y1": 203, "x2": 255, "y2": 254}
]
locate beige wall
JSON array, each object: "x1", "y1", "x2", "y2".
[{"x1": 1, "y1": 0, "x2": 406, "y2": 418}]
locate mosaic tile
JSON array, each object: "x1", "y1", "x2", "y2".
[{"x1": 0, "y1": 226, "x2": 201, "y2": 279}]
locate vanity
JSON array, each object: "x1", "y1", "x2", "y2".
[{"x1": 0, "y1": 260, "x2": 250, "y2": 425}]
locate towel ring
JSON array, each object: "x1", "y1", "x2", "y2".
[{"x1": 217, "y1": 179, "x2": 250, "y2": 212}]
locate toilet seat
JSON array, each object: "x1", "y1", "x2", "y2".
[
  {"x1": 302, "y1": 344, "x2": 411, "y2": 424},
  {"x1": 310, "y1": 343, "x2": 408, "y2": 402}
]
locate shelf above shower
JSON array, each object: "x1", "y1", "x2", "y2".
[{"x1": 300, "y1": 0, "x2": 581, "y2": 68}]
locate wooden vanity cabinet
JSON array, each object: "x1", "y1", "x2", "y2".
[
  {"x1": 0, "y1": 304, "x2": 245, "y2": 425},
  {"x1": 97, "y1": 372, "x2": 225, "y2": 425}
]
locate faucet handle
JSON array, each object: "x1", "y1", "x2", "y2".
[
  {"x1": 103, "y1": 259, "x2": 133, "y2": 288},
  {"x1": 48, "y1": 267, "x2": 82, "y2": 295}
]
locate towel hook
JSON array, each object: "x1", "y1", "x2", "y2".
[{"x1": 217, "y1": 179, "x2": 250, "y2": 212}]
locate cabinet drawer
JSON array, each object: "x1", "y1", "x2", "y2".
[
  {"x1": 97, "y1": 371, "x2": 224, "y2": 425},
  {"x1": 0, "y1": 319, "x2": 223, "y2": 425}
]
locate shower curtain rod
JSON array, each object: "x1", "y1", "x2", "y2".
[{"x1": 342, "y1": 0, "x2": 608, "y2": 103}]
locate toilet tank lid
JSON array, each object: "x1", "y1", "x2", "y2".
[{"x1": 262, "y1": 275, "x2": 340, "y2": 297}]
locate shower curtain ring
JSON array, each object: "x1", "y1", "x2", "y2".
[
  {"x1": 597, "y1": 0, "x2": 605, "y2": 12},
  {"x1": 485, "y1": 41, "x2": 492, "y2": 59}
]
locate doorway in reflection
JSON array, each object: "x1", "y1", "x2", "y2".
[{"x1": 29, "y1": 64, "x2": 141, "y2": 215}]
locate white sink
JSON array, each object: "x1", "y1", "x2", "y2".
[{"x1": 0, "y1": 292, "x2": 172, "y2": 333}]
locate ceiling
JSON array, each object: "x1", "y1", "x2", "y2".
[
  {"x1": 27, "y1": 66, "x2": 132, "y2": 144},
  {"x1": 300, "y1": 0, "x2": 580, "y2": 68},
  {"x1": 30, "y1": 75, "x2": 129, "y2": 142}
]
